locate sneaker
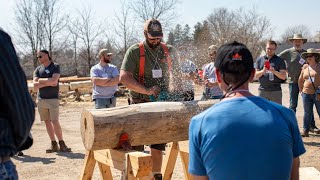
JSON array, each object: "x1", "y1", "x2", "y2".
[
  {"x1": 17, "y1": 151, "x2": 24, "y2": 156},
  {"x1": 59, "y1": 140, "x2": 71, "y2": 152},
  {"x1": 310, "y1": 127, "x2": 320, "y2": 134},
  {"x1": 301, "y1": 131, "x2": 309, "y2": 137},
  {"x1": 46, "y1": 141, "x2": 59, "y2": 153}
]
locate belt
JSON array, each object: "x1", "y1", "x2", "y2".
[{"x1": 0, "y1": 156, "x2": 10, "y2": 163}]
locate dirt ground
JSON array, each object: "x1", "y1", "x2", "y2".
[{"x1": 11, "y1": 83, "x2": 320, "y2": 180}]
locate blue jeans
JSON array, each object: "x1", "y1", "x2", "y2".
[
  {"x1": 0, "y1": 160, "x2": 18, "y2": 180},
  {"x1": 94, "y1": 97, "x2": 116, "y2": 109},
  {"x1": 289, "y1": 83, "x2": 299, "y2": 112},
  {"x1": 301, "y1": 93, "x2": 320, "y2": 131}
]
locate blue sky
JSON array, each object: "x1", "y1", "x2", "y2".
[{"x1": 0, "y1": 0, "x2": 319, "y2": 40}]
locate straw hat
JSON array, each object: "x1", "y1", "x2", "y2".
[
  {"x1": 301, "y1": 48, "x2": 320, "y2": 61},
  {"x1": 288, "y1": 34, "x2": 307, "y2": 44}
]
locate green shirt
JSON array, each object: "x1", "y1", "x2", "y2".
[
  {"x1": 278, "y1": 47, "x2": 306, "y2": 83},
  {"x1": 121, "y1": 41, "x2": 180, "y2": 100}
]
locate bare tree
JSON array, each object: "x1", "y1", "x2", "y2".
[
  {"x1": 15, "y1": 0, "x2": 46, "y2": 68},
  {"x1": 68, "y1": 23, "x2": 79, "y2": 76},
  {"x1": 280, "y1": 25, "x2": 312, "y2": 43},
  {"x1": 206, "y1": 7, "x2": 271, "y2": 59},
  {"x1": 130, "y1": 0, "x2": 179, "y2": 27},
  {"x1": 110, "y1": 0, "x2": 138, "y2": 59},
  {"x1": 42, "y1": 0, "x2": 68, "y2": 58},
  {"x1": 71, "y1": 6, "x2": 103, "y2": 75}
]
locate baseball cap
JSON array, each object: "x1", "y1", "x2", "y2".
[
  {"x1": 98, "y1": 49, "x2": 113, "y2": 57},
  {"x1": 214, "y1": 41, "x2": 253, "y2": 73},
  {"x1": 144, "y1": 18, "x2": 163, "y2": 38}
]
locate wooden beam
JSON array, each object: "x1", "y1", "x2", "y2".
[
  {"x1": 79, "y1": 150, "x2": 96, "y2": 180},
  {"x1": 81, "y1": 100, "x2": 217, "y2": 150},
  {"x1": 97, "y1": 162, "x2": 113, "y2": 180},
  {"x1": 93, "y1": 149, "x2": 127, "y2": 170},
  {"x1": 70, "y1": 80, "x2": 92, "y2": 90},
  {"x1": 162, "y1": 142, "x2": 179, "y2": 180},
  {"x1": 127, "y1": 152, "x2": 152, "y2": 177}
]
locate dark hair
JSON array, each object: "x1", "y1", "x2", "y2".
[
  {"x1": 215, "y1": 41, "x2": 253, "y2": 90},
  {"x1": 267, "y1": 40, "x2": 277, "y2": 48},
  {"x1": 40, "y1": 49, "x2": 51, "y2": 60}
]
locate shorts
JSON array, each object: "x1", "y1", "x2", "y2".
[{"x1": 37, "y1": 99, "x2": 59, "y2": 121}]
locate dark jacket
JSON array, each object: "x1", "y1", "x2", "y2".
[{"x1": 0, "y1": 29, "x2": 35, "y2": 156}]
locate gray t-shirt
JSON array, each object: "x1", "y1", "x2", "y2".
[
  {"x1": 90, "y1": 63, "x2": 119, "y2": 99},
  {"x1": 278, "y1": 47, "x2": 306, "y2": 83},
  {"x1": 34, "y1": 62, "x2": 60, "y2": 99},
  {"x1": 256, "y1": 55, "x2": 286, "y2": 91}
]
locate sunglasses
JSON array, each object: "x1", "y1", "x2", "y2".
[
  {"x1": 149, "y1": 37, "x2": 161, "y2": 41},
  {"x1": 37, "y1": 56, "x2": 42, "y2": 59},
  {"x1": 306, "y1": 55, "x2": 314, "y2": 58}
]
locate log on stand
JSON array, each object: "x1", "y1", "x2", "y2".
[{"x1": 80, "y1": 100, "x2": 217, "y2": 151}]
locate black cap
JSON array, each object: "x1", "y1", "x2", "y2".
[
  {"x1": 214, "y1": 41, "x2": 253, "y2": 73},
  {"x1": 144, "y1": 18, "x2": 163, "y2": 38}
]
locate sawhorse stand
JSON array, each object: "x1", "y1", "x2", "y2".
[{"x1": 80, "y1": 149, "x2": 153, "y2": 180}]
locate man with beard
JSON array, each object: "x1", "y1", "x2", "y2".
[
  {"x1": 120, "y1": 18, "x2": 182, "y2": 179},
  {"x1": 90, "y1": 49, "x2": 119, "y2": 109},
  {"x1": 278, "y1": 34, "x2": 319, "y2": 133}
]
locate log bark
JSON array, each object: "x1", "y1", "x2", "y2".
[
  {"x1": 70, "y1": 80, "x2": 93, "y2": 90},
  {"x1": 80, "y1": 100, "x2": 217, "y2": 150}
]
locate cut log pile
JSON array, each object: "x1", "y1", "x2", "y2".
[{"x1": 27, "y1": 76, "x2": 93, "y2": 94}]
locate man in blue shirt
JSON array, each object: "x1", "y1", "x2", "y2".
[
  {"x1": 188, "y1": 41, "x2": 305, "y2": 180},
  {"x1": 90, "y1": 49, "x2": 119, "y2": 109}
]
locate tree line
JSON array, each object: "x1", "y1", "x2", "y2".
[{"x1": 13, "y1": 0, "x2": 320, "y2": 76}]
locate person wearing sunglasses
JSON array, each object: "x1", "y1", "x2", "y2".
[
  {"x1": 298, "y1": 48, "x2": 320, "y2": 137},
  {"x1": 120, "y1": 18, "x2": 182, "y2": 179},
  {"x1": 33, "y1": 49, "x2": 71, "y2": 153},
  {"x1": 279, "y1": 34, "x2": 319, "y2": 133},
  {"x1": 90, "y1": 49, "x2": 119, "y2": 109}
]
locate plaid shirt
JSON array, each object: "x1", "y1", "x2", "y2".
[{"x1": 0, "y1": 29, "x2": 35, "y2": 156}]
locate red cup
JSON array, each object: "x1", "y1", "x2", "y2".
[{"x1": 264, "y1": 60, "x2": 270, "y2": 70}]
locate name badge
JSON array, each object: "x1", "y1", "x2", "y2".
[
  {"x1": 309, "y1": 76, "x2": 315, "y2": 82},
  {"x1": 45, "y1": 69, "x2": 50, "y2": 74},
  {"x1": 152, "y1": 69, "x2": 162, "y2": 78},
  {"x1": 299, "y1": 58, "x2": 306, "y2": 65}
]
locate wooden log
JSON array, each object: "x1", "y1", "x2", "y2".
[
  {"x1": 27, "y1": 83, "x2": 70, "y2": 93},
  {"x1": 59, "y1": 83, "x2": 70, "y2": 93},
  {"x1": 60, "y1": 76, "x2": 91, "y2": 83},
  {"x1": 80, "y1": 100, "x2": 217, "y2": 151},
  {"x1": 70, "y1": 80, "x2": 93, "y2": 90}
]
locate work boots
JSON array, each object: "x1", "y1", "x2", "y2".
[
  {"x1": 59, "y1": 140, "x2": 71, "y2": 152},
  {"x1": 46, "y1": 141, "x2": 59, "y2": 153}
]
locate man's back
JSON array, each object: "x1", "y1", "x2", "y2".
[{"x1": 189, "y1": 96, "x2": 305, "y2": 179}]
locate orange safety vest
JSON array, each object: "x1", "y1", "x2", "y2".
[{"x1": 138, "y1": 42, "x2": 172, "y2": 85}]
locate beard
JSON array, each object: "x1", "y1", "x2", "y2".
[
  {"x1": 146, "y1": 40, "x2": 161, "y2": 49},
  {"x1": 103, "y1": 57, "x2": 110, "y2": 63}
]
